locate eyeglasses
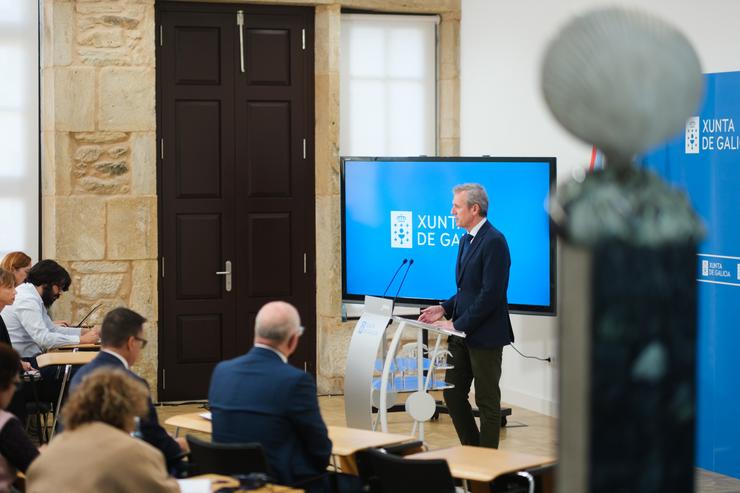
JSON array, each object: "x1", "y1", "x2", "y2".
[
  {"x1": 296, "y1": 325, "x2": 305, "y2": 337},
  {"x1": 134, "y1": 336, "x2": 148, "y2": 348}
]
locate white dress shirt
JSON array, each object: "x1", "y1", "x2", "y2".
[
  {"x1": 0, "y1": 283, "x2": 81, "y2": 358},
  {"x1": 468, "y1": 217, "x2": 487, "y2": 241},
  {"x1": 101, "y1": 349, "x2": 130, "y2": 369}
]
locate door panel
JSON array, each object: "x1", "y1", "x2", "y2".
[
  {"x1": 158, "y1": 4, "x2": 315, "y2": 400},
  {"x1": 175, "y1": 101, "x2": 222, "y2": 197},
  {"x1": 246, "y1": 101, "x2": 292, "y2": 195}
]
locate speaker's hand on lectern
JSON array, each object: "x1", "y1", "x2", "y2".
[{"x1": 419, "y1": 305, "x2": 444, "y2": 323}]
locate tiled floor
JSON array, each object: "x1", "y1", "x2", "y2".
[{"x1": 157, "y1": 395, "x2": 740, "y2": 492}]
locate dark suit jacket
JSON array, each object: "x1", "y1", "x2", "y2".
[
  {"x1": 441, "y1": 220, "x2": 514, "y2": 348},
  {"x1": 208, "y1": 347, "x2": 332, "y2": 485},
  {"x1": 0, "y1": 317, "x2": 10, "y2": 345},
  {"x1": 69, "y1": 351, "x2": 183, "y2": 466}
]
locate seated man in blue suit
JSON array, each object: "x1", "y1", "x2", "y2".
[
  {"x1": 69, "y1": 307, "x2": 187, "y2": 468},
  {"x1": 208, "y1": 301, "x2": 332, "y2": 489}
]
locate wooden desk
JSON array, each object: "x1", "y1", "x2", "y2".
[
  {"x1": 166, "y1": 412, "x2": 211, "y2": 436},
  {"x1": 327, "y1": 426, "x2": 416, "y2": 475},
  {"x1": 410, "y1": 445, "x2": 555, "y2": 492},
  {"x1": 186, "y1": 474, "x2": 302, "y2": 492},
  {"x1": 164, "y1": 414, "x2": 416, "y2": 474},
  {"x1": 327, "y1": 426, "x2": 415, "y2": 457}
]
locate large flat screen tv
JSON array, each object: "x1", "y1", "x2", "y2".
[{"x1": 341, "y1": 157, "x2": 556, "y2": 315}]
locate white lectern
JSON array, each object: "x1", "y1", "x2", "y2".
[
  {"x1": 344, "y1": 296, "x2": 394, "y2": 430},
  {"x1": 344, "y1": 297, "x2": 465, "y2": 441}
]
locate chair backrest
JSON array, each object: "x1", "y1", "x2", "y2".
[
  {"x1": 356, "y1": 447, "x2": 456, "y2": 493},
  {"x1": 186, "y1": 435, "x2": 271, "y2": 477}
]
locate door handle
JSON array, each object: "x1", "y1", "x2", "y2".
[{"x1": 216, "y1": 260, "x2": 232, "y2": 292}]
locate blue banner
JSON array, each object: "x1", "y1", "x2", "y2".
[{"x1": 642, "y1": 71, "x2": 740, "y2": 479}]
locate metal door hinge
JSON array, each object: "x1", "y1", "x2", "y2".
[
  {"x1": 302, "y1": 29, "x2": 306, "y2": 50},
  {"x1": 159, "y1": 25, "x2": 163, "y2": 46},
  {"x1": 303, "y1": 253, "x2": 307, "y2": 274},
  {"x1": 161, "y1": 257, "x2": 165, "y2": 278},
  {"x1": 160, "y1": 138, "x2": 164, "y2": 160},
  {"x1": 302, "y1": 138, "x2": 306, "y2": 159},
  {"x1": 162, "y1": 369, "x2": 166, "y2": 389}
]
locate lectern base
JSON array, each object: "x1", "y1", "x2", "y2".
[{"x1": 374, "y1": 402, "x2": 512, "y2": 427}]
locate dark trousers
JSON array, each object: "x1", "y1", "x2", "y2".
[{"x1": 443, "y1": 336, "x2": 503, "y2": 448}]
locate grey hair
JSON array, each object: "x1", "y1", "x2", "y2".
[
  {"x1": 254, "y1": 301, "x2": 301, "y2": 343},
  {"x1": 453, "y1": 183, "x2": 488, "y2": 217}
]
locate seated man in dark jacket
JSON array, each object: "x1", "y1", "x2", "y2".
[
  {"x1": 69, "y1": 307, "x2": 187, "y2": 468},
  {"x1": 208, "y1": 301, "x2": 332, "y2": 488}
]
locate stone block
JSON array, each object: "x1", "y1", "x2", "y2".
[
  {"x1": 40, "y1": 69, "x2": 55, "y2": 132},
  {"x1": 130, "y1": 5, "x2": 155, "y2": 66},
  {"x1": 53, "y1": 132, "x2": 76, "y2": 196},
  {"x1": 45, "y1": 1, "x2": 73, "y2": 67},
  {"x1": 55, "y1": 197, "x2": 106, "y2": 260},
  {"x1": 107, "y1": 197, "x2": 157, "y2": 260},
  {"x1": 78, "y1": 27, "x2": 124, "y2": 48},
  {"x1": 78, "y1": 47, "x2": 131, "y2": 66},
  {"x1": 55, "y1": 67, "x2": 96, "y2": 131},
  {"x1": 315, "y1": 74, "x2": 340, "y2": 197},
  {"x1": 72, "y1": 261, "x2": 130, "y2": 274},
  {"x1": 78, "y1": 273, "x2": 126, "y2": 299},
  {"x1": 315, "y1": 195, "x2": 342, "y2": 318},
  {"x1": 130, "y1": 260, "x2": 158, "y2": 321},
  {"x1": 41, "y1": 131, "x2": 56, "y2": 196},
  {"x1": 315, "y1": 5, "x2": 340, "y2": 75},
  {"x1": 74, "y1": 132, "x2": 128, "y2": 144},
  {"x1": 130, "y1": 132, "x2": 156, "y2": 195},
  {"x1": 99, "y1": 67, "x2": 156, "y2": 131},
  {"x1": 41, "y1": 197, "x2": 57, "y2": 258}
]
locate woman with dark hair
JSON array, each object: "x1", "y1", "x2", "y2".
[
  {"x1": 0, "y1": 343, "x2": 40, "y2": 493},
  {"x1": 0, "y1": 253, "x2": 31, "y2": 287},
  {"x1": 27, "y1": 369, "x2": 179, "y2": 493}
]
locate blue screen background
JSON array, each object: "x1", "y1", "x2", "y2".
[{"x1": 343, "y1": 160, "x2": 553, "y2": 308}]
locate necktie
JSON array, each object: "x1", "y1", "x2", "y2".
[{"x1": 460, "y1": 233, "x2": 473, "y2": 264}]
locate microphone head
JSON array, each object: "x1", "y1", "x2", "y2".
[
  {"x1": 402, "y1": 258, "x2": 408, "y2": 264},
  {"x1": 409, "y1": 259, "x2": 414, "y2": 265}
]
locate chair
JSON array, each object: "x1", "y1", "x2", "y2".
[
  {"x1": 490, "y1": 464, "x2": 555, "y2": 493},
  {"x1": 356, "y1": 447, "x2": 456, "y2": 493},
  {"x1": 185, "y1": 434, "x2": 272, "y2": 477}
]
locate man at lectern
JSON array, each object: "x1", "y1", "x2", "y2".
[{"x1": 419, "y1": 183, "x2": 514, "y2": 448}]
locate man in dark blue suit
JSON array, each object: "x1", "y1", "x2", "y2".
[
  {"x1": 69, "y1": 307, "x2": 186, "y2": 468},
  {"x1": 208, "y1": 301, "x2": 332, "y2": 488},
  {"x1": 419, "y1": 183, "x2": 514, "y2": 448}
]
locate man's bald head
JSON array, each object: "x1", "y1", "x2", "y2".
[{"x1": 254, "y1": 301, "x2": 301, "y2": 344}]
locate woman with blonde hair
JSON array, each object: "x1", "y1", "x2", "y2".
[
  {"x1": 27, "y1": 369, "x2": 179, "y2": 493},
  {"x1": 0, "y1": 253, "x2": 31, "y2": 287}
]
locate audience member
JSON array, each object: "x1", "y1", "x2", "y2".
[
  {"x1": 209, "y1": 301, "x2": 332, "y2": 489},
  {"x1": 0, "y1": 269, "x2": 33, "y2": 423},
  {"x1": 0, "y1": 343, "x2": 40, "y2": 493},
  {"x1": 1, "y1": 260, "x2": 99, "y2": 358},
  {"x1": 0, "y1": 253, "x2": 31, "y2": 287},
  {"x1": 26, "y1": 369, "x2": 179, "y2": 493},
  {"x1": 69, "y1": 307, "x2": 187, "y2": 468}
]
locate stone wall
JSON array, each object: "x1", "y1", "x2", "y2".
[
  {"x1": 41, "y1": 0, "x2": 159, "y2": 386},
  {"x1": 42, "y1": 0, "x2": 460, "y2": 398}
]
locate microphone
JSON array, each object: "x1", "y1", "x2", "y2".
[
  {"x1": 382, "y1": 258, "x2": 408, "y2": 297},
  {"x1": 390, "y1": 259, "x2": 414, "y2": 310}
]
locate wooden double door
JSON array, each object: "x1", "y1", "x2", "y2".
[{"x1": 156, "y1": 2, "x2": 315, "y2": 401}]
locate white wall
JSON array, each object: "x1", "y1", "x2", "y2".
[{"x1": 460, "y1": 0, "x2": 740, "y2": 416}]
